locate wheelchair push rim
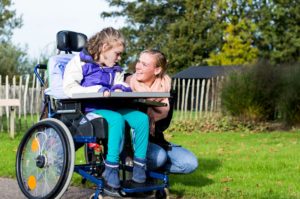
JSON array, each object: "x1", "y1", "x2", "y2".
[{"x1": 16, "y1": 118, "x2": 75, "y2": 199}]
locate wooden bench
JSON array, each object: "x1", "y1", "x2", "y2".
[{"x1": 0, "y1": 99, "x2": 20, "y2": 138}]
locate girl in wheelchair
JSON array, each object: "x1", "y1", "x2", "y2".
[{"x1": 63, "y1": 27, "x2": 149, "y2": 190}]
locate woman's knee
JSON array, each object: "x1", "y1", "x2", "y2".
[
  {"x1": 147, "y1": 143, "x2": 167, "y2": 170},
  {"x1": 184, "y1": 155, "x2": 198, "y2": 174},
  {"x1": 168, "y1": 146, "x2": 198, "y2": 174}
]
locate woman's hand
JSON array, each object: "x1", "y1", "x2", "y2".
[
  {"x1": 147, "y1": 109, "x2": 156, "y2": 136},
  {"x1": 114, "y1": 89, "x2": 123, "y2": 92}
]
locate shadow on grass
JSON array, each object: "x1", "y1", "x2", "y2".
[{"x1": 170, "y1": 157, "x2": 221, "y2": 198}]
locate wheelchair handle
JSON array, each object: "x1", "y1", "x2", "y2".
[{"x1": 34, "y1": 64, "x2": 47, "y2": 87}]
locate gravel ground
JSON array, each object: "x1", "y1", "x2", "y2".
[{"x1": 0, "y1": 177, "x2": 156, "y2": 199}]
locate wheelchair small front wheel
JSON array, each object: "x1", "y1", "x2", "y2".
[
  {"x1": 155, "y1": 188, "x2": 170, "y2": 199},
  {"x1": 89, "y1": 193, "x2": 104, "y2": 199},
  {"x1": 16, "y1": 118, "x2": 75, "y2": 199}
]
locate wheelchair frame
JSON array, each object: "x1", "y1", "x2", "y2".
[{"x1": 15, "y1": 31, "x2": 170, "y2": 199}]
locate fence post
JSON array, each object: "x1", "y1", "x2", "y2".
[
  {"x1": 199, "y1": 79, "x2": 205, "y2": 117},
  {"x1": 0, "y1": 75, "x2": 2, "y2": 131},
  {"x1": 210, "y1": 77, "x2": 215, "y2": 113},
  {"x1": 205, "y1": 79, "x2": 211, "y2": 116},
  {"x1": 30, "y1": 74, "x2": 36, "y2": 124},
  {"x1": 176, "y1": 78, "x2": 180, "y2": 115},
  {"x1": 5, "y1": 76, "x2": 9, "y2": 130},
  {"x1": 190, "y1": 79, "x2": 195, "y2": 120},
  {"x1": 23, "y1": 74, "x2": 30, "y2": 128},
  {"x1": 18, "y1": 75, "x2": 23, "y2": 129},
  {"x1": 195, "y1": 79, "x2": 200, "y2": 120}
]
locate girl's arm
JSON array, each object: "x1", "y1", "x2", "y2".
[{"x1": 63, "y1": 55, "x2": 101, "y2": 97}]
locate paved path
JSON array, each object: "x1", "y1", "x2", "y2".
[{"x1": 0, "y1": 177, "x2": 155, "y2": 199}]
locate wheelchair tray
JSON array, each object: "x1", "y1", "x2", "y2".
[
  {"x1": 52, "y1": 92, "x2": 169, "y2": 107},
  {"x1": 70, "y1": 92, "x2": 170, "y2": 99}
]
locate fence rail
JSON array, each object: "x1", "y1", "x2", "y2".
[{"x1": 0, "y1": 74, "x2": 224, "y2": 133}]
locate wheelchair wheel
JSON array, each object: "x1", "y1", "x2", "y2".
[
  {"x1": 16, "y1": 118, "x2": 75, "y2": 199},
  {"x1": 155, "y1": 188, "x2": 170, "y2": 199}
]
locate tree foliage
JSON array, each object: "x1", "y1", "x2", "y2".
[
  {"x1": 207, "y1": 19, "x2": 258, "y2": 66},
  {"x1": 0, "y1": 0, "x2": 22, "y2": 42},
  {"x1": 0, "y1": 0, "x2": 30, "y2": 76},
  {"x1": 102, "y1": 0, "x2": 299, "y2": 72},
  {"x1": 0, "y1": 42, "x2": 30, "y2": 76},
  {"x1": 252, "y1": 0, "x2": 300, "y2": 64},
  {"x1": 102, "y1": 0, "x2": 223, "y2": 73}
]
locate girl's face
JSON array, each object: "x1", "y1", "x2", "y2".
[
  {"x1": 100, "y1": 43, "x2": 124, "y2": 67},
  {"x1": 135, "y1": 53, "x2": 162, "y2": 86}
]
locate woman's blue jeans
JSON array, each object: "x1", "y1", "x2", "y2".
[{"x1": 147, "y1": 142, "x2": 198, "y2": 174}]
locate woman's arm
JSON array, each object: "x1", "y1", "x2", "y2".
[
  {"x1": 111, "y1": 71, "x2": 132, "y2": 92},
  {"x1": 63, "y1": 55, "x2": 101, "y2": 97}
]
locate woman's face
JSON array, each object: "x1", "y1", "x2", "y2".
[
  {"x1": 100, "y1": 43, "x2": 124, "y2": 67},
  {"x1": 135, "y1": 53, "x2": 162, "y2": 86}
]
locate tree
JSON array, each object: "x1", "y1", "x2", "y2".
[
  {"x1": 0, "y1": 42, "x2": 30, "y2": 76},
  {"x1": 102, "y1": 0, "x2": 223, "y2": 74},
  {"x1": 0, "y1": 0, "x2": 30, "y2": 76},
  {"x1": 164, "y1": 0, "x2": 223, "y2": 72},
  {"x1": 0, "y1": 0, "x2": 22, "y2": 42},
  {"x1": 252, "y1": 0, "x2": 300, "y2": 64},
  {"x1": 102, "y1": 0, "x2": 300, "y2": 72},
  {"x1": 207, "y1": 19, "x2": 258, "y2": 66}
]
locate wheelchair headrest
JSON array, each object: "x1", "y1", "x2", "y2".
[{"x1": 56, "y1": 30, "x2": 87, "y2": 53}]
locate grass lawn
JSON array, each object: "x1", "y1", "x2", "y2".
[{"x1": 1, "y1": 130, "x2": 300, "y2": 198}]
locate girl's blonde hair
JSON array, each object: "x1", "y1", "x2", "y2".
[
  {"x1": 140, "y1": 49, "x2": 168, "y2": 77},
  {"x1": 87, "y1": 27, "x2": 125, "y2": 61}
]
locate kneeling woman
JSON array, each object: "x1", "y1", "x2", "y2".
[{"x1": 127, "y1": 49, "x2": 198, "y2": 174}]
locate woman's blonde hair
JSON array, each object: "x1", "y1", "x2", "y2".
[
  {"x1": 140, "y1": 49, "x2": 168, "y2": 77},
  {"x1": 87, "y1": 27, "x2": 125, "y2": 61}
]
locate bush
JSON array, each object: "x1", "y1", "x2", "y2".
[
  {"x1": 277, "y1": 63, "x2": 300, "y2": 125},
  {"x1": 221, "y1": 61, "x2": 282, "y2": 122},
  {"x1": 167, "y1": 114, "x2": 285, "y2": 133}
]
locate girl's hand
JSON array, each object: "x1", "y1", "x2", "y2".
[{"x1": 103, "y1": 90, "x2": 110, "y2": 97}]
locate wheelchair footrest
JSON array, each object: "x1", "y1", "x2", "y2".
[{"x1": 121, "y1": 179, "x2": 165, "y2": 193}]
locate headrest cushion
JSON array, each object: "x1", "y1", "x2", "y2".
[{"x1": 56, "y1": 30, "x2": 87, "y2": 52}]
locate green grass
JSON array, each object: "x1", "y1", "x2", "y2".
[{"x1": 1, "y1": 130, "x2": 300, "y2": 198}]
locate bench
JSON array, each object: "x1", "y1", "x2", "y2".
[{"x1": 0, "y1": 99, "x2": 20, "y2": 138}]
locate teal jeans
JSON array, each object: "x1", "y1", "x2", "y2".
[{"x1": 92, "y1": 109, "x2": 149, "y2": 163}]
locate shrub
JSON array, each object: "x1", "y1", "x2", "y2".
[
  {"x1": 221, "y1": 60, "x2": 282, "y2": 122},
  {"x1": 277, "y1": 63, "x2": 300, "y2": 125}
]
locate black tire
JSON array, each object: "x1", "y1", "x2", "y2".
[
  {"x1": 16, "y1": 118, "x2": 75, "y2": 199},
  {"x1": 155, "y1": 188, "x2": 169, "y2": 199}
]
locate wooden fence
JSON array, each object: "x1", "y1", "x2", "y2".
[
  {"x1": 172, "y1": 76, "x2": 224, "y2": 120},
  {"x1": 0, "y1": 74, "x2": 225, "y2": 133},
  {"x1": 0, "y1": 74, "x2": 43, "y2": 132}
]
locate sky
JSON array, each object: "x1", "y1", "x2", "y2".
[{"x1": 11, "y1": 0, "x2": 124, "y2": 58}]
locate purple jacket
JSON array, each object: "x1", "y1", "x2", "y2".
[
  {"x1": 78, "y1": 49, "x2": 131, "y2": 112},
  {"x1": 80, "y1": 49, "x2": 130, "y2": 92}
]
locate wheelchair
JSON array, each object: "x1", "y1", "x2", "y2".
[{"x1": 15, "y1": 31, "x2": 170, "y2": 199}]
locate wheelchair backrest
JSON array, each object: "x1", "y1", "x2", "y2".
[{"x1": 45, "y1": 31, "x2": 87, "y2": 98}]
